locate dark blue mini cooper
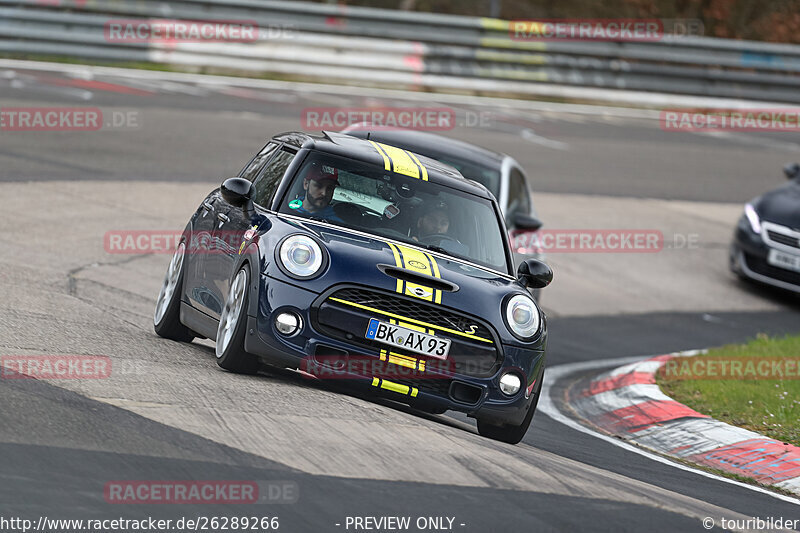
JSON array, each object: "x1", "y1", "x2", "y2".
[{"x1": 153, "y1": 131, "x2": 552, "y2": 444}]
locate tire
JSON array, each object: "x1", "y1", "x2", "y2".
[
  {"x1": 477, "y1": 368, "x2": 544, "y2": 445},
  {"x1": 154, "y1": 242, "x2": 195, "y2": 342},
  {"x1": 215, "y1": 264, "x2": 260, "y2": 374}
]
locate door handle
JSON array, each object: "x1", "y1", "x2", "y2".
[
  {"x1": 216, "y1": 213, "x2": 230, "y2": 223},
  {"x1": 202, "y1": 201, "x2": 214, "y2": 211}
]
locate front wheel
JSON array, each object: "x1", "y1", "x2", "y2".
[
  {"x1": 154, "y1": 242, "x2": 195, "y2": 342},
  {"x1": 477, "y1": 369, "x2": 544, "y2": 444},
  {"x1": 215, "y1": 264, "x2": 260, "y2": 374}
]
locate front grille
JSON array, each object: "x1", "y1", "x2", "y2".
[
  {"x1": 391, "y1": 376, "x2": 452, "y2": 397},
  {"x1": 313, "y1": 286, "x2": 502, "y2": 379},
  {"x1": 767, "y1": 230, "x2": 800, "y2": 249},
  {"x1": 329, "y1": 287, "x2": 494, "y2": 342},
  {"x1": 744, "y1": 253, "x2": 800, "y2": 286}
]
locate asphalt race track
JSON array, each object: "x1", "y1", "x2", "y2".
[{"x1": 1, "y1": 63, "x2": 800, "y2": 532}]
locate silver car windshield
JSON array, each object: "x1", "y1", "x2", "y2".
[{"x1": 278, "y1": 151, "x2": 509, "y2": 272}]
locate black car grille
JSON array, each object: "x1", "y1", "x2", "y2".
[
  {"x1": 744, "y1": 253, "x2": 800, "y2": 286},
  {"x1": 313, "y1": 286, "x2": 502, "y2": 379},
  {"x1": 390, "y1": 376, "x2": 452, "y2": 397},
  {"x1": 767, "y1": 230, "x2": 800, "y2": 249},
  {"x1": 329, "y1": 287, "x2": 495, "y2": 342}
]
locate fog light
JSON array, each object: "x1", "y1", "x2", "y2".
[
  {"x1": 275, "y1": 312, "x2": 301, "y2": 336},
  {"x1": 499, "y1": 373, "x2": 522, "y2": 396}
]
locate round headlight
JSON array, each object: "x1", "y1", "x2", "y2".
[
  {"x1": 505, "y1": 294, "x2": 541, "y2": 339},
  {"x1": 278, "y1": 235, "x2": 324, "y2": 278}
]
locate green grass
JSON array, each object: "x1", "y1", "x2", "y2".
[{"x1": 657, "y1": 334, "x2": 800, "y2": 447}]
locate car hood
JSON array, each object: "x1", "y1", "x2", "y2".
[
  {"x1": 264, "y1": 215, "x2": 526, "y2": 311},
  {"x1": 754, "y1": 180, "x2": 800, "y2": 229}
]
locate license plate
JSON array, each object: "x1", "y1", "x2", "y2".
[
  {"x1": 365, "y1": 318, "x2": 450, "y2": 359},
  {"x1": 767, "y1": 248, "x2": 800, "y2": 273}
]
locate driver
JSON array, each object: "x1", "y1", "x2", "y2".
[
  {"x1": 293, "y1": 163, "x2": 342, "y2": 222},
  {"x1": 413, "y1": 205, "x2": 450, "y2": 242}
]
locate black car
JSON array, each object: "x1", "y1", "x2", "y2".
[
  {"x1": 730, "y1": 162, "x2": 800, "y2": 293},
  {"x1": 154, "y1": 131, "x2": 553, "y2": 444}
]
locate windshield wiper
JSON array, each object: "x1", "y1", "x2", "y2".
[{"x1": 417, "y1": 243, "x2": 471, "y2": 263}]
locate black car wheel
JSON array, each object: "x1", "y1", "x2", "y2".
[
  {"x1": 215, "y1": 264, "x2": 260, "y2": 374},
  {"x1": 477, "y1": 368, "x2": 544, "y2": 445},
  {"x1": 154, "y1": 242, "x2": 195, "y2": 342}
]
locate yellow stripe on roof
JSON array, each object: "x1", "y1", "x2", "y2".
[
  {"x1": 375, "y1": 142, "x2": 424, "y2": 179},
  {"x1": 406, "y1": 151, "x2": 428, "y2": 181},
  {"x1": 368, "y1": 140, "x2": 391, "y2": 171}
]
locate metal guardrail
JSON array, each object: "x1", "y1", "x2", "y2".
[{"x1": 2, "y1": 0, "x2": 800, "y2": 103}]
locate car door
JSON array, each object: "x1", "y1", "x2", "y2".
[
  {"x1": 185, "y1": 142, "x2": 279, "y2": 316},
  {"x1": 182, "y1": 188, "x2": 224, "y2": 316},
  {"x1": 205, "y1": 145, "x2": 298, "y2": 321}
]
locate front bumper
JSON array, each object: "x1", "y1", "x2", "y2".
[
  {"x1": 730, "y1": 222, "x2": 800, "y2": 294},
  {"x1": 244, "y1": 274, "x2": 546, "y2": 426}
]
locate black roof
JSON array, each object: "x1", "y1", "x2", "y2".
[
  {"x1": 272, "y1": 131, "x2": 493, "y2": 198},
  {"x1": 342, "y1": 129, "x2": 506, "y2": 170}
]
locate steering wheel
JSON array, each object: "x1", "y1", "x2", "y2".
[
  {"x1": 421, "y1": 233, "x2": 463, "y2": 246},
  {"x1": 333, "y1": 202, "x2": 364, "y2": 223}
]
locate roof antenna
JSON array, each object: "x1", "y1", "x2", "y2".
[{"x1": 367, "y1": 132, "x2": 371, "y2": 140}]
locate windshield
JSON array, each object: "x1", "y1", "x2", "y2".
[{"x1": 278, "y1": 151, "x2": 509, "y2": 272}]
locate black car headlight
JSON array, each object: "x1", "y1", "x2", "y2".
[
  {"x1": 277, "y1": 234, "x2": 326, "y2": 279},
  {"x1": 504, "y1": 294, "x2": 541, "y2": 340}
]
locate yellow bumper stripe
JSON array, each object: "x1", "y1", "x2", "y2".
[
  {"x1": 380, "y1": 349, "x2": 425, "y2": 371},
  {"x1": 370, "y1": 377, "x2": 418, "y2": 397}
]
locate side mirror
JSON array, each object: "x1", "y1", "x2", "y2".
[
  {"x1": 783, "y1": 163, "x2": 800, "y2": 180},
  {"x1": 221, "y1": 177, "x2": 254, "y2": 207},
  {"x1": 510, "y1": 213, "x2": 543, "y2": 231},
  {"x1": 517, "y1": 258, "x2": 552, "y2": 289}
]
